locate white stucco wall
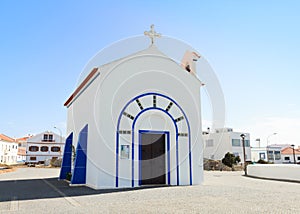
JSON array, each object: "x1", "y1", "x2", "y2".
[
  {"x1": 247, "y1": 164, "x2": 300, "y2": 182},
  {"x1": 0, "y1": 141, "x2": 18, "y2": 164}
]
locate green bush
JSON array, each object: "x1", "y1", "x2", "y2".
[
  {"x1": 66, "y1": 172, "x2": 72, "y2": 181},
  {"x1": 257, "y1": 159, "x2": 269, "y2": 164},
  {"x1": 222, "y1": 152, "x2": 241, "y2": 167}
]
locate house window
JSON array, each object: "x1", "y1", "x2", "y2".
[
  {"x1": 30, "y1": 157, "x2": 37, "y2": 161},
  {"x1": 284, "y1": 156, "x2": 290, "y2": 161},
  {"x1": 51, "y1": 146, "x2": 60, "y2": 152},
  {"x1": 297, "y1": 156, "x2": 300, "y2": 161},
  {"x1": 206, "y1": 139, "x2": 214, "y2": 147},
  {"x1": 274, "y1": 151, "x2": 281, "y2": 160},
  {"x1": 41, "y1": 146, "x2": 49, "y2": 152},
  {"x1": 245, "y1": 140, "x2": 250, "y2": 147},
  {"x1": 29, "y1": 146, "x2": 39, "y2": 152},
  {"x1": 232, "y1": 139, "x2": 240, "y2": 147},
  {"x1": 259, "y1": 153, "x2": 265, "y2": 160},
  {"x1": 43, "y1": 134, "x2": 54, "y2": 142},
  {"x1": 268, "y1": 151, "x2": 274, "y2": 161}
]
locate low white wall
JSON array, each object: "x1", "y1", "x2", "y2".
[{"x1": 247, "y1": 164, "x2": 300, "y2": 182}]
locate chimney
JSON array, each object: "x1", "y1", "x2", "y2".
[{"x1": 181, "y1": 50, "x2": 200, "y2": 75}]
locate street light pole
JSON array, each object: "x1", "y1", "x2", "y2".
[
  {"x1": 240, "y1": 134, "x2": 247, "y2": 176},
  {"x1": 54, "y1": 126, "x2": 62, "y2": 155},
  {"x1": 54, "y1": 126, "x2": 62, "y2": 143},
  {"x1": 266, "y1": 133, "x2": 277, "y2": 162},
  {"x1": 291, "y1": 144, "x2": 296, "y2": 164}
]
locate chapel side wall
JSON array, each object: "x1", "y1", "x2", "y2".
[{"x1": 66, "y1": 74, "x2": 115, "y2": 189}]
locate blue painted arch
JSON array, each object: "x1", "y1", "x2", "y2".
[{"x1": 116, "y1": 92, "x2": 192, "y2": 187}]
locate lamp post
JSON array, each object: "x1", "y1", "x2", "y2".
[
  {"x1": 54, "y1": 126, "x2": 62, "y2": 155},
  {"x1": 240, "y1": 134, "x2": 247, "y2": 176},
  {"x1": 266, "y1": 133, "x2": 277, "y2": 162},
  {"x1": 291, "y1": 144, "x2": 296, "y2": 164}
]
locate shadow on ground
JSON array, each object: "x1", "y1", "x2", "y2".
[{"x1": 0, "y1": 178, "x2": 168, "y2": 202}]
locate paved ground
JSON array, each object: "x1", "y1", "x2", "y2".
[{"x1": 0, "y1": 168, "x2": 299, "y2": 213}]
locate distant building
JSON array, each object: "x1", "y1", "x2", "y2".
[
  {"x1": 16, "y1": 136, "x2": 31, "y2": 147},
  {"x1": 251, "y1": 147, "x2": 268, "y2": 162},
  {"x1": 0, "y1": 134, "x2": 18, "y2": 164},
  {"x1": 251, "y1": 146, "x2": 282, "y2": 164},
  {"x1": 251, "y1": 144, "x2": 292, "y2": 164},
  {"x1": 16, "y1": 136, "x2": 31, "y2": 163},
  {"x1": 17, "y1": 147, "x2": 26, "y2": 163},
  {"x1": 26, "y1": 131, "x2": 65, "y2": 164},
  {"x1": 281, "y1": 146, "x2": 300, "y2": 164},
  {"x1": 203, "y1": 128, "x2": 251, "y2": 163}
]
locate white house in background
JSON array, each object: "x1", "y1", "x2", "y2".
[
  {"x1": 26, "y1": 131, "x2": 65, "y2": 164},
  {"x1": 251, "y1": 146, "x2": 281, "y2": 163},
  {"x1": 0, "y1": 134, "x2": 18, "y2": 164},
  {"x1": 251, "y1": 147, "x2": 269, "y2": 163},
  {"x1": 203, "y1": 128, "x2": 251, "y2": 163},
  {"x1": 251, "y1": 144, "x2": 290, "y2": 163},
  {"x1": 281, "y1": 146, "x2": 300, "y2": 164},
  {"x1": 59, "y1": 26, "x2": 204, "y2": 189}
]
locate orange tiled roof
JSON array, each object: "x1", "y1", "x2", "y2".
[
  {"x1": 0, "y1": 134, "x2": 15, "y2": 142},
  {"x1": 281, "y1": 147, "x2": 300, "y2": 155},
  {"x1": 16, "y1": 136, "x2": 30, "y2": 142}
]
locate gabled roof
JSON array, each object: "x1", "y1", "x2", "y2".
[
  {"x1": 281, "y1": 147, "x2": 300, "y2": 155},
  {"x1": 64, "y1": 45, "x2": 202, "y2": 108},
  {"x1": 0, "y1": 134, "x2": 15, "y2": 142},
  {"x1": 64, "y1": 67, "x2": 98, "y2": 107}
]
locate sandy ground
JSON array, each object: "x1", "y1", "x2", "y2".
[{"x1": 0, "y1": 168, "x2": 299, "y2": 213}]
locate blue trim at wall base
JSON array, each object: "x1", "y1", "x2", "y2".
[
  {"x1": 71, "y1": 124, "x2": 88, "y2": 185},
  {"x1": 59, "y1": 133, "x2": 73, "y2": 180}
]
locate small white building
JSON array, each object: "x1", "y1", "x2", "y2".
[
  {"x1": 26, "y1": 131, "x2": 65, "y2": 164},
  {"x1": 203, "y1": 128, "x2": 251, "y2": 163},
  {"x1": 251, "y1": 146, "x2": 281, "y2": 164},
  {"x1": 251, "y1": 147, "x2": 268, "y2": 163},
  {"x1": 0, "y1": 134, "x2": 18, "y2": 164},
  {"x1": 60, "y1": 26, "x2": 204, "y2": 189}
]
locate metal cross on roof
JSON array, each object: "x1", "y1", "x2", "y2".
[{"x1": 144, "y1": 24, "x2": 161, "y2": 45}]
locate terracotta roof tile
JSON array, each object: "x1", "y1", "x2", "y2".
[
  {"x1": 281, "y1": 147, "x2": 300, "y2": 155},
  {"x1": 0, "y1": 134, "x2": 15, "y2": 142}
]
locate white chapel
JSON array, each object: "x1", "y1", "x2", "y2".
[{"x1": 59, "y1": 25, "x2": 204, "y2": 189}]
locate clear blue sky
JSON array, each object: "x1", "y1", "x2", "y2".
[{"x1": 1, "y1": 0, "x2": 300, "y2": 146}]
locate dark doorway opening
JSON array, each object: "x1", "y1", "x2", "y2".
[{"x1": 140, "y1": 132, "x2": 166, "y2": 185}]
